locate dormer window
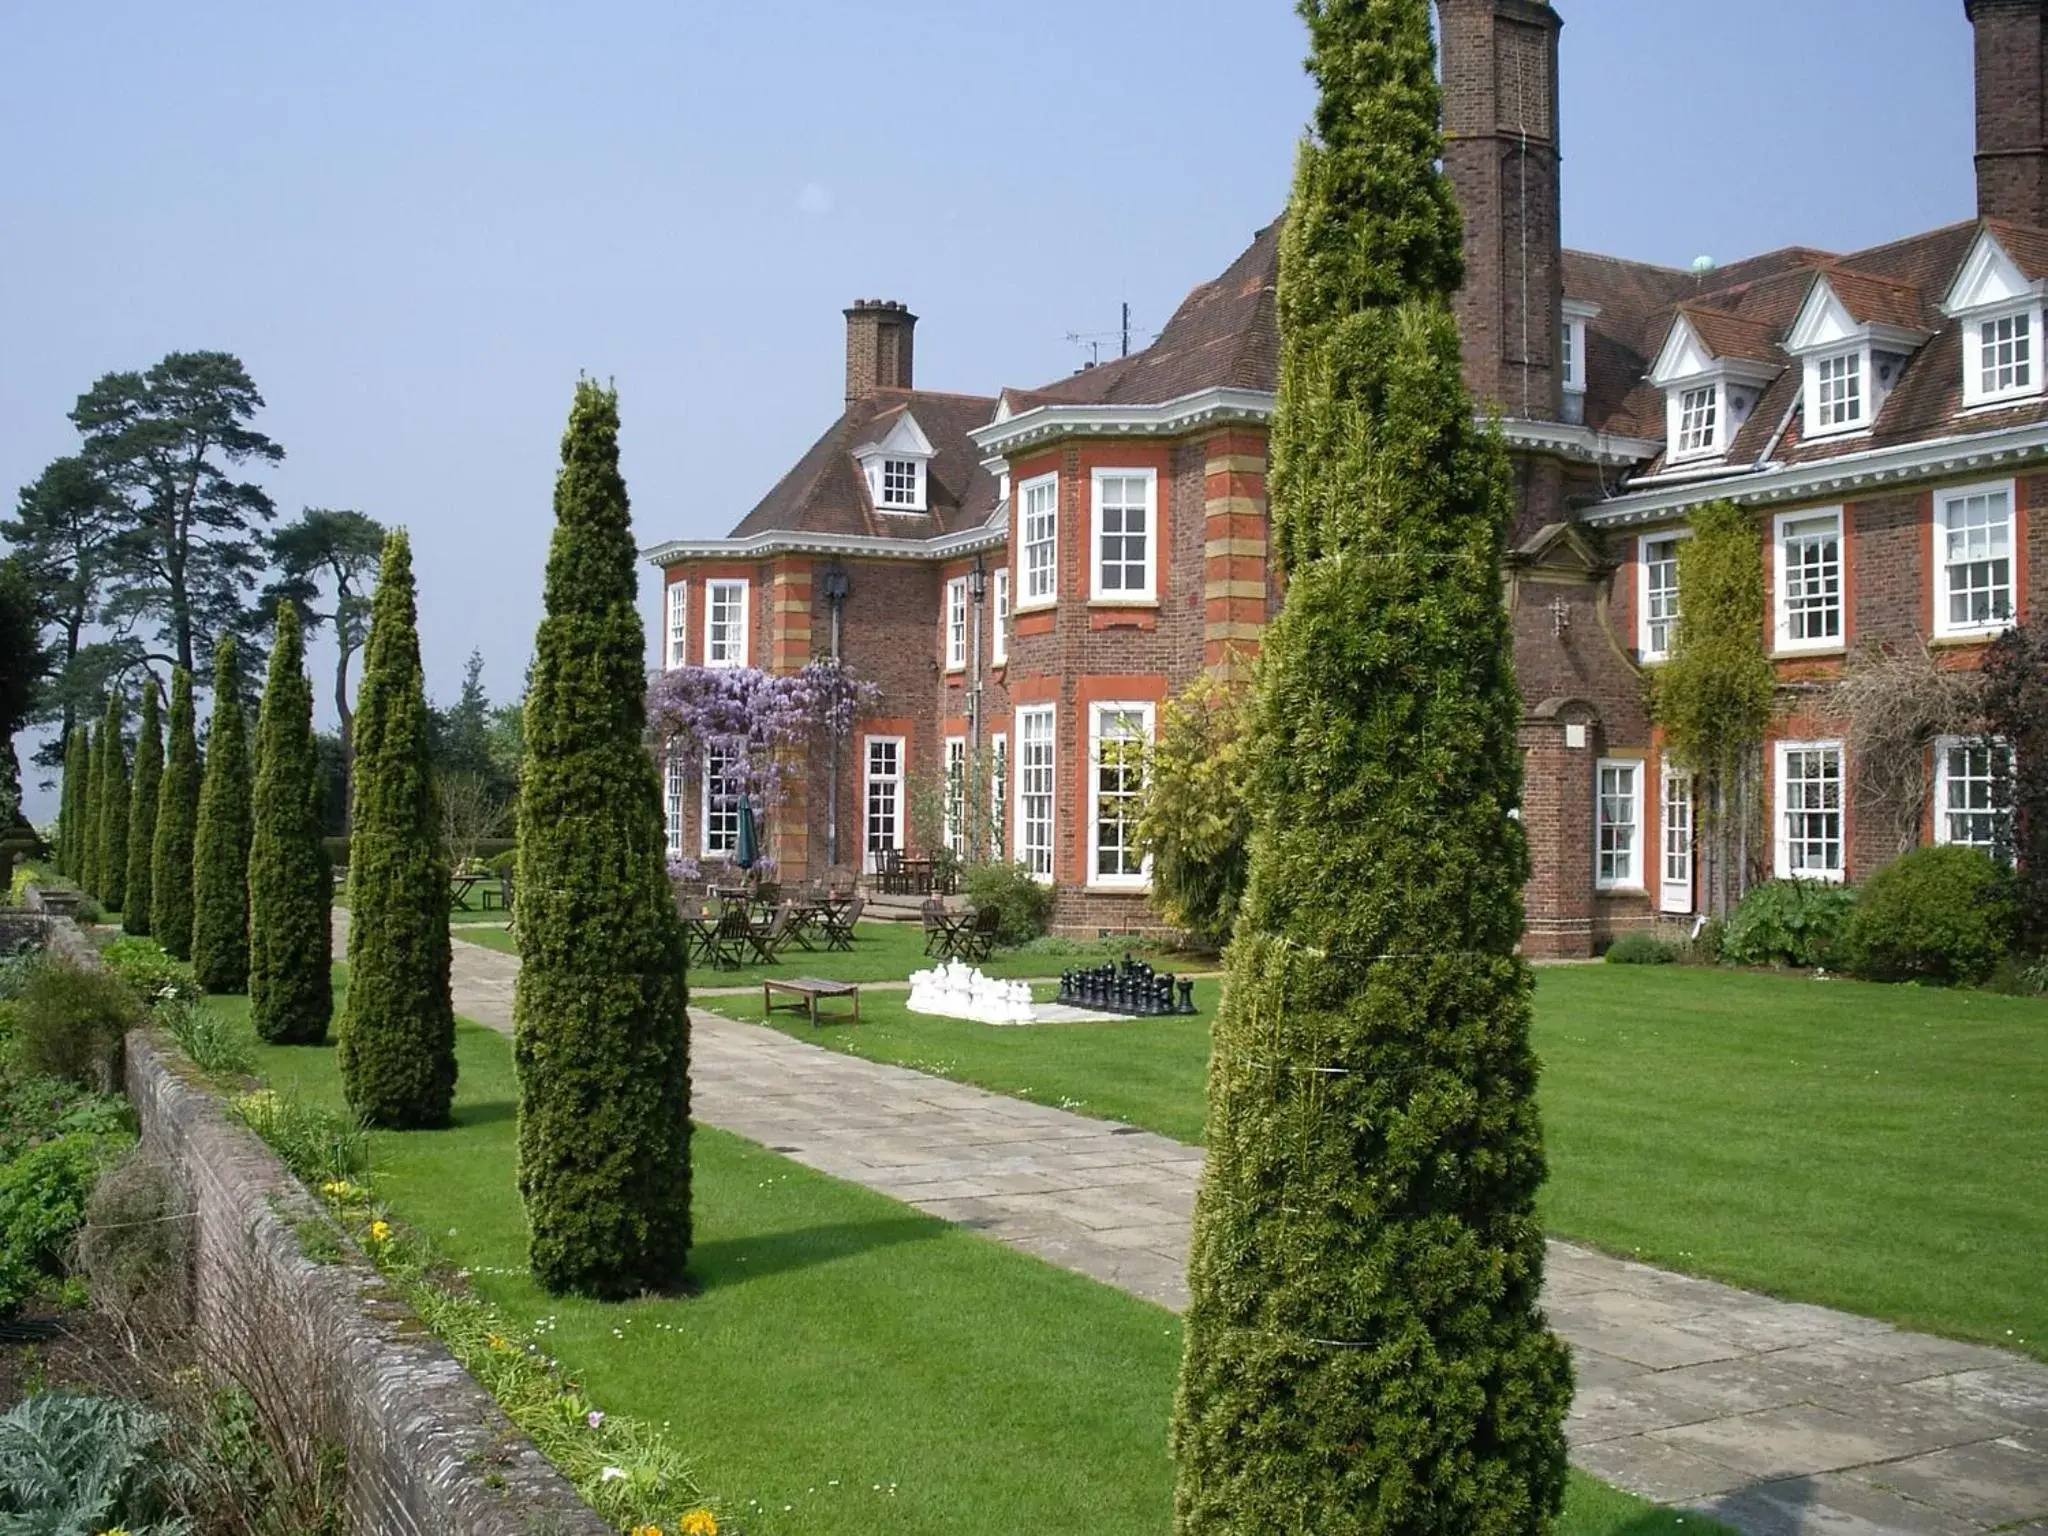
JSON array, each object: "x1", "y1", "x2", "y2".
[
  {"x1": 1648, "y1": 311, "x2": 1778, "y2": 466},
  {"x1": 1787, "y1": 274, "x2": 1929, "y2": 439},
  {"x1": 1561, "y1": 299, "x2": 1600, "y2": 426},
  {"x1": 854, "y1": 410, "x2": 936, "y2": 514},
  {"x1": 1676, "y1": 386, "x2": 1719, "y2": 457},
  {"x1": 1942, "y1": 227, "x2": 2048, "y2": 410},
  {"x1": 879, "y1": 457, "x2": 922, "y2": 508}
]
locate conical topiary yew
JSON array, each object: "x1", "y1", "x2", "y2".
[
  {"x1": 1168, "y1": 3, "x2": 1571, "y2": 1531},
  {"x1": 338, "y1": 531, "x2": 455, "y2": 1126},
  {"x1": 515, "y1": 380, "x2": 692, "y2": 1299},
  {"x1": 96, "y1": 690, "x2": 130, "y2": 914},
  {"x1": 250, "y1": 603, "x2": 333, "y2": 1045},
  {"x1": 59, "y1": 726, "x2": 87, "y2": 880},
  {"x1": 123, "y1": 682, "x2": 163, "y2": 936},
  {"x1": 80, "y1": 723, "x2": 102, "y2": 898},
  {"x1": 152, "y1": 668, "x2": 201, "y2": 961},
  {"x1": 191, "y1": 638, "x2": 254, "y2": 993}
]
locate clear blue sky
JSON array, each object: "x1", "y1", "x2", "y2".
[{"x1": 1, "y1": 0, "x2": 1976, "y2": 820}]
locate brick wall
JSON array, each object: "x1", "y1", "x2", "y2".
[{"x1": 119, "y1": 1020, "x2": 606, "y2": 1536}]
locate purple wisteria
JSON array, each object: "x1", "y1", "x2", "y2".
[{"x1": 645, "y1": 658, "x2": 879, "y2": 811}]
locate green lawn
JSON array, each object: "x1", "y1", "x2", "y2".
[
  {"x1": 453, "y1": 916, "x2": 1200, "y2": 988},
  {"x1": 215, "y1": 984, "x2": 1706, "y2": 1536},
  {"x1": 728, "y1": 966, "x2": 2048, "y2": 1360}
]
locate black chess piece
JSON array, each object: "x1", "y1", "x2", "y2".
[{"x1": 1177, "y1": 978, "x2": 1197, "y2": 1014}]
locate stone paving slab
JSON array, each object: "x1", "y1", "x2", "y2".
[{"x1": 420, "y1": 921, "x2": 2048, "y2": 1536}]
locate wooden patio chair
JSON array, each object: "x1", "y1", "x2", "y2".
[
  {"x1": 705, "y1": 904, "x2": 754, "y2": 970},
  {"x1": 921, "y1": 897, "x2": 953, "y2": 957},
  {"x1": 745, "y1": 902, "x2": 799, "y2": 965},
  {"x1": 820, "y1": 895, "x2": 863, "y2": 952},
  {"x1": 958, "y1": 904, "x2": 1001, "y2": 963}
]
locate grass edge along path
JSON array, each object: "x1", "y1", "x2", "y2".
[
  {"x1": 211, "y1": 989, "x2": 1714, "y2": 1536},
  {"x1": 723, "y1": 966, "x2": 2048, "y2": 1363}
]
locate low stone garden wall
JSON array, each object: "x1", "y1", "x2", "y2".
[{"x1": 123, "y1": 1025, "x2": 610, "y2": 1535}]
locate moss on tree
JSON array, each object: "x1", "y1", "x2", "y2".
[
  {"x1": 515, "y1": 381, "x2": 692, "y2": 1299},
  {"x1": 152, "y1": 668, "x2": 202, "y2": 961},
  {"x1": 191, "y1": 638, "x2": 253, "y2": 993},
  {"x1": 338, "y1": 532, "x2": 455, "y2": 1126},
  {"x1": 250, "y1": 603, "x2": 333, "y2": 1045},
  {"x1": 1168, "y1": 4, "x2": 1571, "y2": 1530},
  {"x1": 122, "y1": 683, "x2": 163, "y2": 936}
]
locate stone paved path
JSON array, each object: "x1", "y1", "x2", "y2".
[{"x1": 425, "y1": 922, "x2": 2048, "y2": 1535}]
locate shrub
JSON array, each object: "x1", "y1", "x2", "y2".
[
  {"x1": 0, "y1": 1137, "x2": 106, "y2": 1312},
  {"x1": 514, "y1": 383, "x2": 692, "y2": 1299},
  {"x1": 1841, "y1": 845, "x2": 2019, "y2": 985},
  {"x1": 1605, "y1": 930, "x2": 1677, "y2": 964},
  {"x1": 961, "y1": 861, "x2": 1053, "y2": 945},
  {"x1": 0, "y1": 1076, "x2": 130, "y2": 1162},
  {"x1": 1720, "y1": 879, "x2": 1857, "y2": 968},
  {"x1": 150, "y1": 667, "x2": 201, "y2": 962},
  {"x1": 487, "y1": 847, "x2": 517, "y2": 879},
  {"x1": 339, "y1": 532, "x2": 457, "y2": 1128},
  {"x1": 248, "y1": 602, "x2": 334, "y2": 1045},
  {"x1": 227, "y1": 1088, "x2": 369, "y2": 1188},
  {"x1": 1136, "y1": 673, "x2": 1253, "y2": 947},
  {"x1": 191, "y1": 637, "x2": 254, "y2": 993},
  {"x1": 100, "y1": 935, "x2": 204, "y2": 1008},
  {"x1": 5, "y1": 954, "x2": 139, "y2": 1091},
  {"x1": 75, "y1": 1151, "x2": 190, "y2": 1331}
]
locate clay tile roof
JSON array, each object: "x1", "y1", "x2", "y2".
[
  {"x1": 727, "y1": 388, "x2": 999, "y2": 541},
  {"x1": 1027, "y1": 222, "x2": 1281, "y2": 404},
  {"x1": 1675, "y1": 304, "x2": 1784, "y2": 366},
  {"x1": 1816, "y1": 267, "x2": 1928, "y2": 332}
]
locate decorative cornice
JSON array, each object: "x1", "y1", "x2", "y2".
[
  {"x1": 641, "y1": 518, "x2": 1008, "y2": 569},
  {"x1": 1580, "y1": 418, "x2": 2048, "y2": 528},
  {"x1": 1497, "y1": 419, "x2": 1662, "y2": 466},
  {"x1": 967, "y1": 386, "x2": 1275, "y2": 456}
]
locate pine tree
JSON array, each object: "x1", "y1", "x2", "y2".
[
  {"x1": 191, "y1": 638, "x2": 254, "y2": 993},
  {"x1": 249, "y1": 603, "x2": 333, "y2": 1045},
  {"x1": 1169, "y1": 5, "x2": 1571, "y2": 1532},
  {"x1": 123, "y1": 683, "x2": 163, "y2": 936},
  {"x1": 515, "y1": 381, "x2": 692, "y2": 1299},
  {"x1": 338, "y1": 532, "x2": 455, "y2": 1126},
  {"x1": 152, "y1": 668, "x2": 202, "y2": 961},
  {"x1": 79, "y1": 723, "x2": 102, "y2": 897},
  {"x1": 58, "y1": 727, "x2": 86, "y2": 878},
  {"x1": 96, "y1": 690, "x2": 131, "y2": 914}
]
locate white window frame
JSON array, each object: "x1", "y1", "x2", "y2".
[
  {"x1": 1774, "y1": 740, "x2": 1846, "y2": 883},
  {"x1": 1671, "y1": 383, "x2": 1721, "y2": 461},
  {"x1": 988, "y1": 731, "x2": 1008, "y2": 861},
  {"x1": 1933, "y1": 734, "x2": 2012, "y2": 855},
  {"x1": 1933, "y1": 480, "x2": 2017, "y2": 640},
  {"x1": 664, "y1": 755, "x2": 686, "y2": 855},
  {"x1": 1637, "y1": 528, "x2": 1689, "y2": 662},
  {"x1": 704, "y1": 579, "x2": 750, "y2": 668},
  {"x1": 665, "y1": 581, "x2": 688, "y2": 669},
  {"x1": 701, "y1": 751, "x2": 742, "y2": 859},
  {"x1": 1019, "y1": 473, "x2": 1059, "y2": 608},
  {"x1": 943, "y1": 576, "x2": 968, "y2": 672},
  {"x1": 1087, "y1": 702, "x2": 1154, "y2": 890},
  {"x1": 1966, "y1": 303, "x2": 2040, "y2": 408},
  {"x1": 1595, "y1": 758, "x2": 1643, "y2": 892},
  {"x1": 1090, "y1": 468, "x2": 1157, "y2": 603},
  {"x1": 1660, "y1": 768, "x2": 1694, "y2": 914},
  {"x1": 992, "y1": 566, "x2": 1009, "y2": 664},
  {"x1": 1808, "y1": 349, "x2": 1867, "y2": 436},
  {"x1": 942, "y1": 735, "x2": 967, "y2": 856},
  {"x1": 1773, "y1": 508, "x2": 1844, "y2": 654},
  {"x1": 862, "y1": 735, "x2": 905, "y2": 874},
  {"x1": 878, "y1": 456, "x2": 925, "y2": 511},
  {"x1": 1015, "y1": 705, "x2": 1056, "y2": 882},
  {"x1": 1562, "y1": 318, "x2": 1583, "y2": 394}
]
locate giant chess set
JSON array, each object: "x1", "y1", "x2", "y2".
[
  {"x1": 905, "y1": 960, "x2": 1037, "y2": 1025},
  {"x1": 1056, "y1": 953, "x2": 1198, "y2": 1017}
]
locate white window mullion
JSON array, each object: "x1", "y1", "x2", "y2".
[
  {"x1": 1087, "y1": 703, "x2": 1153, "y2": 888},
  {"x1": 863, "y1": 737, "x2": 905, "y2": 874},
  {"x1": 1595, "y1": 759, "x2": 1642, "y2": 891},
  {"x1": 1016, "y1": 706, "x2": 1056, "y2": 881},
  {"x1": 1638, "y1": 530, "x2": 1688, "y2": 661},
  {"x1": 665, "y1": 582, "x2": 688, "y2": 669},
  {"x1": 1934, "y1": 482, "x2": 2016, "y2": 638},
  {"x1": 1020, "y1": 474, "x2": 1059, "y2": 606},
  {"x1": 944, "y1": 577, "x2": 967, "y2": 671},
  {"x1": 1775, "y1": 741, "x2": 1846, "y2": 882},
  {"x1": 1090, "y1": 468, "x2": 1156, "y2": 603},
  {"x1": 705, "y1": 580, "x2": 750, "y2": 668},
  {"x1": 992, "y1": 567, "x2": 1010, "y2": 664},
  {"x1": 1660, "y1": 769, "x2": 1694, "y2": 913},
  {"x1": 1774, "y1": 509, "x2": 1843, "y2": 653}
]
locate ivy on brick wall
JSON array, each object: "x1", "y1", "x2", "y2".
[{"x1": 1981, "y1": 623, "x2": 2048, "y2": 941}]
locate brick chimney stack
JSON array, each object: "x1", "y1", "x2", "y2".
[
  {"x1": 1968, "y1": 0, "x2": 2048, "y2": 226},
  {"x1": 844, "y1": 299, "x2": 917, "y2": 402},
  {"x1": 1437, "y1": 0, "x2": 1564, "y2": 421}
]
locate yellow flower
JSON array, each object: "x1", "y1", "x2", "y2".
[
  {"x1": 681, "y1": 1510, "x2": 719, "y2": 1536},
  {"x1": 487, "y1": 1333, "x2": 511, "y2": 1352},
  {"x1": 630, "y1": 1526, "x2": 664, "y2": 1536},
  {"x1": 321, "y1": 1179, "x2": 357, "y2": 1200},
  {"x1": 368, "y1": 1220, "x2": 391, "y2": 1244}
]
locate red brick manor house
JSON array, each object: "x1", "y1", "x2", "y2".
[{"x1": 647, "y1": 0, "x2": 2048, "y2": 957}]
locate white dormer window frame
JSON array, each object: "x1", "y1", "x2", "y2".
[
  {"x1": 1942, "y1": 228, "x2": 2048, "y2": 411},
  {"x1": 1648, "y1": 314, "x2": 1778, "y2": 466},
  {"x1": 1785, "y1": 276, "x2": 1930, "y2": 440},
  {"x1": 854, "y1": 412, "x2": 936, "y2": 514},
  {"x1": 1562, "y1": 298, "x2": 1601, "y2": 397}
]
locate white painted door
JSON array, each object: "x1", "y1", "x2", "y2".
[
  {"x1": 1661, "y1": 769, "x2": 1695, "y2": 914},
  {"x1": 864, "y1": 736, "x2": 904, "y2": 873}
]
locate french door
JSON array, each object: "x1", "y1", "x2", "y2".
[{"x1": 863, "y1": 736, "x2": 904, "y2": 873}]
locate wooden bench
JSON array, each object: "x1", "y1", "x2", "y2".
[{"x1": 762, "y1": 976, "x2": 860, "y2": 1028}]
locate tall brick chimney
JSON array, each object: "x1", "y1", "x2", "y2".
[
  {"x1": 844, "y1": 299, "x2": 916, "y2": 402},
  {"x1": 1968, "y1": 0, "x2": 2048, "y2": 226},
  {"x1": 1437, "y1": 0, "x2": 1564, "y2": 421}
]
